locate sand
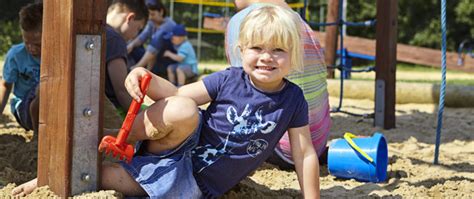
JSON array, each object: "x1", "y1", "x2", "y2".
[{"x1": 0, "y1": 95, "x2": 472, "y2": 198}]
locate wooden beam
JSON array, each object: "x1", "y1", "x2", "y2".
[
  {"x1": 312, "y1": 32, "x2": 474, "y2": 73},
  {"x1": 324, "y1": 0, "x2": 339, "y2": 79},
  {"x1": 374, "y1": 0, "x2": 397, "y2": 129},
  {"x1": 38, "y1": 0, "x2": 106, "y2": 197}
]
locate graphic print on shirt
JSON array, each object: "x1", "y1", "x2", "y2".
[{"x1": 193, "y1": 104, "x2": 277, "y2": 172}]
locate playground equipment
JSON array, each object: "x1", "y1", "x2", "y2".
[
  {"x1": 328, "y1": 132, "x2": 388, "y2": 183},
  {"x1": 99, "y1": 73, "x2": 152, "y2": 163},
  {"x1": 38, "y1": 0, "x2": 108, "y2": 196},
  {"x1": 309, "y1": 0, "x2": 397, "y2": 129},
  {"x1": 434, "y1": 0, "x2": 448, "y2": 165}
]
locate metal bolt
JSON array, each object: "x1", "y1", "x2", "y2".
[
  {"x1": 83, "y1": 108, "x2": 93, "y2": 117},
  {"x1": 81, "y1": 174, "x2": 91, "y2": 182},
  {"x1": 85, "y1": 41, "x2": 95, "y2": 50}
]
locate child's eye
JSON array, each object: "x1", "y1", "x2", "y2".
[
  {"x1": 249, "y1": 46, "x2": 262, "y2": 51},
  {"x1": 273, "y1": 48, "x2": 286, "y2": 52}
]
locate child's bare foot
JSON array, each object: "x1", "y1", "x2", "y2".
[{"x1": 12, "y1": 178, "x2": 37, "y2": 197}]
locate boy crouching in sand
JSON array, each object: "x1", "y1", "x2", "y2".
[{"x1": 14, "y1": 4, "x2": 320, "y2": 198}]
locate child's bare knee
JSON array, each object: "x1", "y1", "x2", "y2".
[
  {"x1": 166, "y1": 96, "x2": 198, "y2": 122},
  {"x1": 143, "y1": 110, "x2": 172, "y2": 140}
]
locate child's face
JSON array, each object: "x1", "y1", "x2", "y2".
[
  {"x1": 22, "y1": 30, "x2": 42, "y2": 58},
  {"x1": 148, "y1": 9, "x2": 164, "y2": 25},
  {"x1": 241, "y1": 45, "x2": 291, "y2": 90},
  {"x1": 122, "y1": 18, "x2": 146, "y2": 41},
  {"x1": 171, "y1": 36, "x2": 185, "y2": 45}
]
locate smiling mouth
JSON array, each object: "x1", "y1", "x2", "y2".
[{"x1": 256, "y1": 66, "x2": 276, "y2": 71}]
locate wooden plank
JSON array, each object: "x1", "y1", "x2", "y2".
[
  {"x1": 38, "y1": 1, "x2": 74, "y2": 196},
  {"x1": 374, "y1": 0, "x2": 397, "y2": 129},
  {"x1": 324, "y1": 0, "x2": 339, "y2": 78},
  {"x1": 39, "y1": 0, "x2": 106, "y2": 197},
  {"x1": 314, "y1": 31, "x2": 474, "y2": 73}
]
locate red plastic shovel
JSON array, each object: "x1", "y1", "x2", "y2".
[{"x1": 98, "y1": 73, "x2": 152, "y2": 163}]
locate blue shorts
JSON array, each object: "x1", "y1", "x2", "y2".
[
  {"x1": 121, "y1": 113, "x2": 203, "y2": 198},
  {"x1": 12, "y1": 85, "x2": 38, "y2": 131}
]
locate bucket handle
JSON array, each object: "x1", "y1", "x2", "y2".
[{"x1": 344, "y1": 132, "x2": 374, "y2": 163}]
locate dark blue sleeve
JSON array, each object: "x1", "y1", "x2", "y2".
[
  {"x1": 288, "y1": 88, "x2": 309, "y2": 128},
  {"x1": 106, "y1": 31, "x2": 128, "y2": 64},
  {"x1": 202, "y1": 68, "x2": 232, "y2": 100}
]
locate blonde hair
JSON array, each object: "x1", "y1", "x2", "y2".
[{"x1": 238, "y1": 4, "x2": 303, "y2": 71}]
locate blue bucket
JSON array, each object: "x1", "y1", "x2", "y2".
[{"x1": 328, "y1": 132, "x2": 388, "y2": 183}]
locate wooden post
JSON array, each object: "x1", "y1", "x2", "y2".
[
  {"x1": 38, "y1": 0, "x2": 107, "y2": 197},
  {"x1": 324, "y1": 0, "x2": 340, "y2": 79},
  {"x1": 374, "y1": 0, "x2": 397, "y2": 129}
]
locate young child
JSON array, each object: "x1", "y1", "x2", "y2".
[
  {"x1": 14, "y1": 4, "x2": 320, "y2": 198},
  {"x1": 103, "y1": 0, "x2": 148, "y2": 114},
  {"x1": 0, "y1": 3, "x2": 42, "y2": 132},
  {"x1": 127, "y1": 0, "x2": 177, "y2": 78},
  {"x1": 164, "y1": 24, "x2": 198, "y2": 86},
  {"x1": 227, "y1": 0, "x2": 332, "y2": 169}
]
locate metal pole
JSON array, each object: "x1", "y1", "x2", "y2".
[
  {"x1": 342, "y1": 0, "x2": 347, "y2": 36},
  {"x1": 197, "y1": 0, "x2": 203, "y2": 61},
  {"x1": 170, "y1": 0, "x2": 174, "y2": 20},
  {"x1": 320, "y1": 0, "x2": 325, "y2": 32}
]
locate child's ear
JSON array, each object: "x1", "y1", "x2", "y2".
[{"x1": 126, "y1": 12, "x2": 136, "y2": 23}]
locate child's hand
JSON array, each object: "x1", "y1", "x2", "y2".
[
  {"x1": 163, "y1": 50, "x2": 172, "y2": 58},
  {"x1": 125, "y1": 67, "x2": 151, "y2": 102}
]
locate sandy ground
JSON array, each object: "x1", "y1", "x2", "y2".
[
  {"x1": 1, "y1": 60, "x2": 473, "y2": 198},
  {"x1": 0, "y1": 95, "x2": 472, "y2": 198}
]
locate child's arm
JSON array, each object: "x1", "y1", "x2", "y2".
[
  {"x1": 132, "y1": 51, "x2": 156, "y2": 71},
  {"x1": 126, "y1": 37, "x2": 143, "y2": 54},
  {"x1": 0, "y1": 80, "x2": 13, "y2": 114},
  {"x1": 288, "y1": 125, "x2": 320, "y2": 199},
  {"x1": 107, "y1": 58, "x2": 133, "y2": 109},
  {"x1": 163, "y1": 50, "x2": 184, "y2": 62},
  {"x1": 125, "y1": 67, "x2": 211, "y2": 105}
]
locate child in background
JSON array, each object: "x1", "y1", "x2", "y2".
[
  {"x1": 121, "y1": 4, "x2": 320, "y2": 198},
  {"x1": 103, "y1": 0, "x2": 148, "y2": 113},
  {"x1": 0, "y1": 3, "x2": 42, "y2": 133},
  {"x1": 164, "y1": 24, "x2": 198, "y2": 86},
  {"x1": 227, "y1": 0, "x2": 332, "y2": 169},
  {"x1": 11, "y1": 0, "x2": 148, "y2": 196},
  {"x1": 127, "y1": 0, "x2": 177, "y2": 78}
]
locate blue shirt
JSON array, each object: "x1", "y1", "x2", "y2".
[
  {"x1": 176, "y1": 40, "x2": 198, "y2": 74},
  {"x1": 2, "y1": 43, "x2": 40, "y2": 113},
  {"x1": 192, "y1": 67, "x2": 308, "y2": 197},
  {"x1": 105, "y1": 25, "x2": 128, "y2": 109},
  {"x1": 138, "y1": 18, "x2": 176, "y2": 54}
]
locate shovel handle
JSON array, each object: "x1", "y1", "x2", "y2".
[{"x1": 115, "y1": 73, "x2": 152, "y2": 145}]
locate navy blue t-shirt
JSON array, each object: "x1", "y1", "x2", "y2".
[
  {"x1": 105, "y1": 25, "x2": 128, "y2": 109},
  {"x1": 192, "y1": 67, "x2": 308, "y2": 197}
]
